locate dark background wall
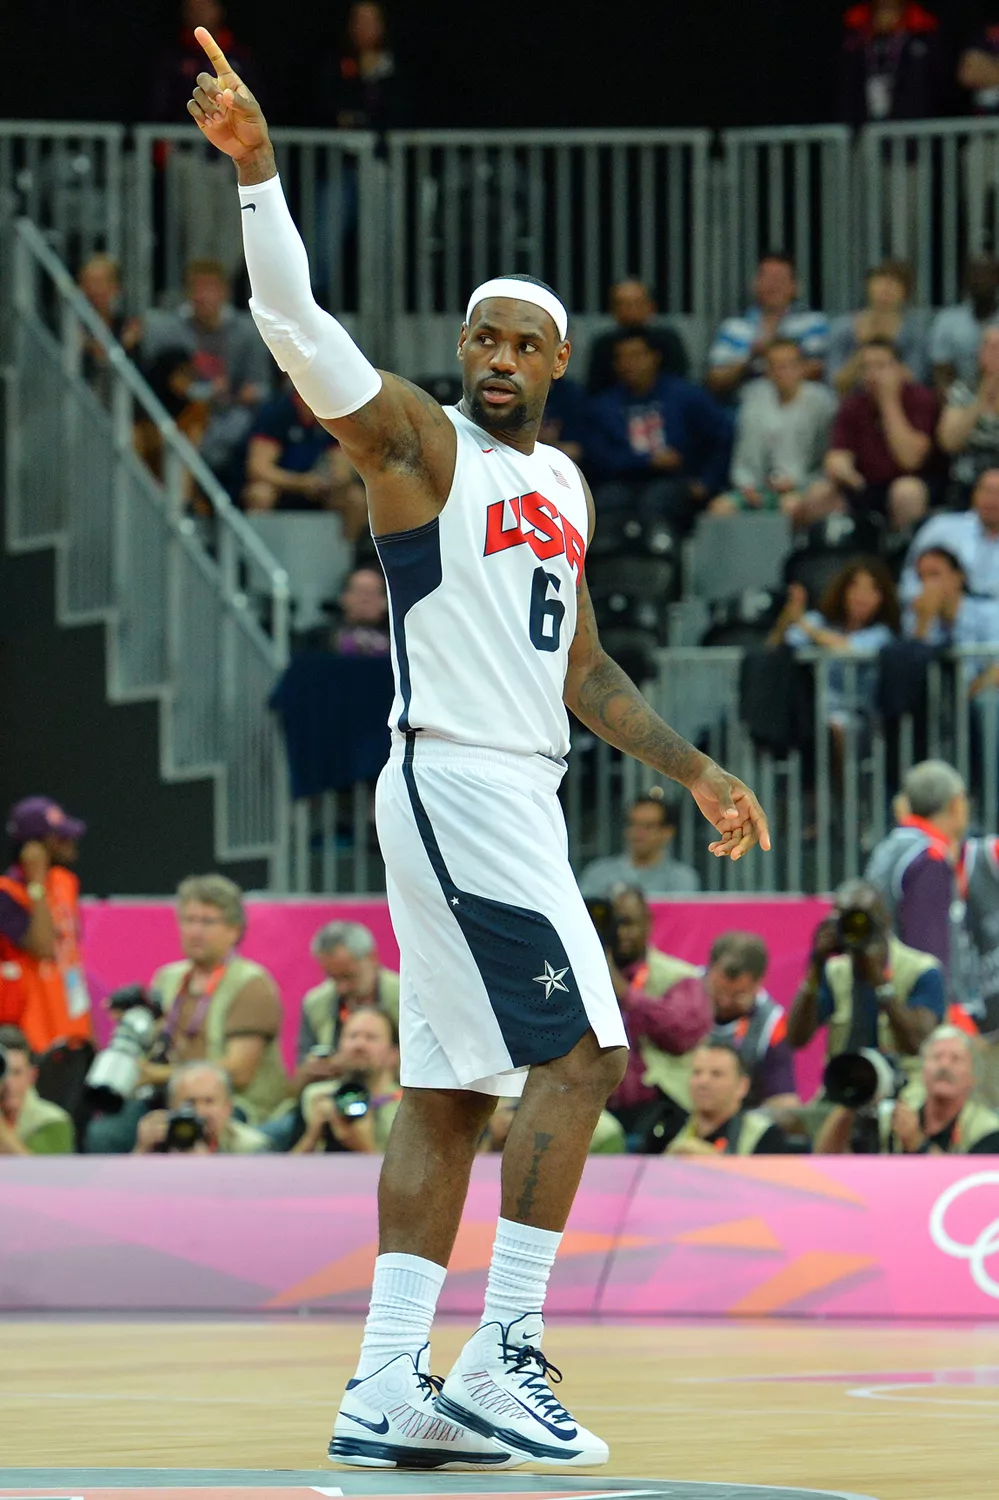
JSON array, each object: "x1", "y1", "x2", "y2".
[{"x1": 2, "y1": 0, "x2": 996, "y2": 132}]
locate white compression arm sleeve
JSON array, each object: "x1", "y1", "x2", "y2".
[{"x1": 238, "y1": 174, "x2": 382, "y2": 421}]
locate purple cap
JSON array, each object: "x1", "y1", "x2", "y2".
[{"x1": 6, "y1": 797, "x2": 87, "y2": 845}]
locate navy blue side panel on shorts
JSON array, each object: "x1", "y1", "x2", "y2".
[
  {"x1": 375, "y1": 518, "x2": 443, "y2": 732},
  {"x1": 401, "y1": 734, "x2": 591, "y2": 1068}
]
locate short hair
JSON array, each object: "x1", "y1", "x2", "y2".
[
  {"x1": 834, "y1": 878, "x2": 891, "y2": 930},
  {"x1": 168, "y1": 1060, "x2": 232, "y2": 1107},
  {"x1": 902, "y1": 761, "x2": 965, "y2": 819},
  {"x1": 628, "y1": 789, "x2": 677, "y2": 828},
  {"x1": 176, "y1": 875, "x2": 246, "y2": 939},
  {"x1": 766, "y1": 337, "x2": 804, "y2": 359},
  {"x1": 860, "y1": 335, "x2": 899, "y2": 358},
  {"x1": 609, "y1": 881, "x2": 649, "y2": 910},
  {"x1": 758, "y1": 251, "x2": 796, "y2": 275},
  {"x1": 921, "y1": 1024, "x2": 978, "y2": 1070},
  {"x1": 693, "y1": 1037, "x2": 749, "y2": 1078},
  {"x1": 311, "y1": 920, "x2": 376, "y2": 961},
  {"x1": 78, "y1": 253, "x2": 121, "y2": 284},
  {"x1": 185, "y1": 257, "x2": 228, "y2": 286},
  {"x1": 709, "y1": 931, "x2": 768, "y2": 981},
  {"x1": 0, "y1": 1025, "x2": 31, "y2": 1060},
  {"x1": 867, "y1": 259, "x2": 914, "y2": 299},
  {"x1": 340, "y1": 1004, "x2": 398, "y2": 1048},
  {"x1": 916, "y1": 545, "x2": 966, "y2": 581},
  {"x1": 612, "y1": 329, "x2": 659, "y2": 358}
]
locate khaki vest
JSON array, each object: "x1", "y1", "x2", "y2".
[
  {"x1": 302, "y1": 967, "x2": 401, "y2": 1051},
  {"x1": 825, "y1": 935, "x2": 940, "y2": 1086},
  {"x1": 636, "y1": 948, "x2": 702, "y2": 1112},
  {"x1": 668, "y1": 1108, "x2": 775, "y2": 1156},
  {"x1": 220, "y1": 1118, "x2": 270, "y2": 1154},
  {"x1": 153, "y1": 956, "x2": 291, "y2": 1124},
  {"x1": 879, "y1": 1096, "x2": 999, "y2": 1153},
  {"x1": 15, "y1": 1086, "x2": 74, "y2": 1152}
]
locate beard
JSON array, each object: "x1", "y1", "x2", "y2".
[{"x1": 464, "y1": 380, "x2": 534, "y2": 434}]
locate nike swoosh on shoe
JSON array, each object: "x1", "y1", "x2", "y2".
[{"x1": 344, "y1": 1411, "x2": 390, "y2": 1434}]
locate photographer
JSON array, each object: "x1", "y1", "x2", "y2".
[
  {"x1": 294, "y1": 1006, "x2": 401, "y2": 1154},
  {"x1": 667, "y1": 1041, "x2": 794, "y2": 1157},
  {"x1": 703, "y1": 933, "x2": 797, "y2": 1110},
  {"x1": 786, "y1": 880, "x2": 943, "y2": 1083},
  {"x1": 816, "y1": 1025, "x2": 999, "y2": 1154},
  {"x1": 602, "y1": 886, "x2": 710, "y2": 1146},
  {"x1": 134, "y1": 1061, "x2": 270, "y2": 1154},
  {"x1": 293, "y1": 920, "x2": 400, "y2": 1099},
  {"x1": 0, "y1": 1025, "x2": 75, "y2": 1154}
]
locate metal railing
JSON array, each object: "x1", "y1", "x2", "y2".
[
  {"x1": 278, "y1": 645, "x2": 999, "y2": 896},
  {"x1": 127, "y1": 125, "x2": 385, "y2": 355},
  {"x1": 6, "y1": 218, "x2": 291, "y2": 874}
]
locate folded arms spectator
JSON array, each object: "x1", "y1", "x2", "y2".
[{"x1": 706, "y1": 253, "x2": 828, "y2": 399}]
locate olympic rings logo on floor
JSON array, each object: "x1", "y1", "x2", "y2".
[{"x1": 929, "y1": 1172, "x2": 999, "y2": 1299}]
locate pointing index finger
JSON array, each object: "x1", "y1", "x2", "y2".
[{"x1": 194, "y1": 25, "x2": 240, "y2": 86}]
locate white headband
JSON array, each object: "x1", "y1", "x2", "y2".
[{"x1": 465, "y1": 277, "x2": 568, "y2": 341}]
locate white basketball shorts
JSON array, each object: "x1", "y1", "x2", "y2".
[{"x1": 376, "y1": 732, "x2": 628, "y2": 1095}]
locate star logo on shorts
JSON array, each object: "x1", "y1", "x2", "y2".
[
  {"x1": 451, "y1": 896, "x2": 460, "y2": 907},
  {"x1": 533, "y1": 960, "x2": 570, "y2": 998}
]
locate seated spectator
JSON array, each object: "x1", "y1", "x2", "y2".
[
  {"x1": 838, "y1": 0, "x2": 945, "y2": 127},
  {"x1": 666, "y1": 1041, "x2": 793, "y2": 1156},
  {"x1": 864, "y1": 764, "x2": 969, "y2": 986},
  {"x1": 484, "y1": 1097, "x2": 626, "y2": 1155},
  {"x1": 0, "y1": 797, "x2": 92, "y2": 1056},
  {"x1": 133, "y1": 344, "x2": 211, "y2": 485},
  {"x1": 0, "y1": 1025, "x2": 75, "y2": 1155},
  {"x1": 901, "y1": 469, "x2": 999, "y2": 603},
  {"x1": 767, "y1": 559, "x2": 899, "y2": 732},
  {"x1": 586, "y1": 278, "x2": 689, "y2": 394},
  {"x1": 787, "y1": 880, "x2": 943, "y2": 1090},
  {"x1": 709, "y1": 340, "x2": 837, "y2": 522},
  {"x1": 937, "y1": 327, "x2": 999, "y2": 509},
  {"x1": 242, "y1": 382, "x2": 367, "y2": 538},
  {"x1": 958, "y1": 14, "x2": 999, "y2": 114},
  {"x1": 587, "y1": 333, "x2": 731, "y2": 530},
  {"x1": 827, "y1": 261, "x2": 927, "y2": 395},
  {"x1": 294, "y1": 919, "x2": 400, "y2": 1100},
  {"x1": 817, "y1": 1025, "x2": 999, "y2": 1153},
  {"x1": 604, "y1": 885, "x2": 710, "y2": 1146},
  {"x1": 929, "y1": 256, "x2": 999, "y2": 389},
  {"x1": 77, "y1": 254, "x2": 142, "y2": 401},
  {"x1": 295, "y1": 1007, "x2": 401, "y2": 1154},
  {"x1": 539, "y1": 374, "x2": 589, "y2": 467},
  {"x1": 813, "y1": 337, "x2": 936, "y2": 538},
  {"x1": 134, "y1": 1061, "x2": 269, "y2": 1154},
  {"x1": 702, "y1": 932, "x2": 798, "y2": 1110},
  {"x1": 903, "y1": 548, "x2": 999, "y2": 692},
  {"x1": 706, "y1": 253, "x2": 828, "y2": 400},
  {"x1": 149, "y1": 0, "x2": 257, "y2": 124},
  {"x1": 579, "y1": 790, "x2": 700, "y2": 898},
  {"x1": 142, "y1": 258, "x2": 270, "y2": 482},
  {"x1": 85, "y1": 875, "x2": 289, "y2": 1152},
  {"x1": 330, "y1": 567, "x2": 392, "y2": 657}
]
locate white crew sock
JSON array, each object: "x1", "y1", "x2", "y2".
[
  {"x1": 480, "y1": 1217, "x2": 563, "y2": 1329},
  {"x1": 353, "y1": 1252, "x2": 447, "y2": 1380}
]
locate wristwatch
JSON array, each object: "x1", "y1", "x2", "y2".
[
  {"x1": 26, "y1": 882, "x2": 46, "y2": 902},
  {"x1": 875, "y1": 982, "x2": 895, "y2": 1007}
]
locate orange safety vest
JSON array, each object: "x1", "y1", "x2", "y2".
[{"x1": 0, "y1": 867, "x2": 92, "y2": 1053}]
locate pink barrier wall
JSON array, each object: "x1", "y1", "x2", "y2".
[
  {"x1": 2, "y1": 1155, "x2": 997, "y2": 1318},
  {"x1": 80, "y1": 896, "x2": 833, "y2": 1095}
]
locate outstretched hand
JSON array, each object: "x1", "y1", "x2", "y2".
[
  {"x1": 689, "y1": 763, "x2": 771, "y2": 861},
  {"x1": 186, "y1": 27, "x2": 270, "y2": 163}
]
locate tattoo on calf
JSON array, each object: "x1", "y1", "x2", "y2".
[{"x1": 515, "y1": 1130, "x2": 554, "y2": 1219}]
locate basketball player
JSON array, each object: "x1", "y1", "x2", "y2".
[{"x1": 188, "y1": 30, "x2": 770, "y2": 1472}]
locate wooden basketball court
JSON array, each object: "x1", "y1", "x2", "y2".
[{"x1": 3, "y1": 1316, "x2": 997, "y2": 1499}]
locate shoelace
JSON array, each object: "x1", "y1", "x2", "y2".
[
  {"x1": 505, "y1": 1342, "x2": 574, "y2": 1427},
  {"x1": 417, "y1": 1371, "x2": 444, "y2": 1403}
]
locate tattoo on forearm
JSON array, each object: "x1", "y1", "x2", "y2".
[
  {"x1": 515, "y1": 1131, "x2": 554, "y2": 1219},
  {"x1": 573, "y1": 654, "x2": 704, "y2": 786}
]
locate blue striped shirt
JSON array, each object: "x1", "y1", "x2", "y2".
[{"x1": 708, "y1": 304, "x2": 830, "y2": 375}]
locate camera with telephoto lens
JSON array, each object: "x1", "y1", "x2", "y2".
[
  {"x1": 333, "y1": 1075, "x2": 371, "y2": 1120},
  {"x1": 84, "y1": 984, "x2": 164, "y2": 1112},
  {"x1": 823, "y1": 1047, "x2": 908, "y2": 1111},
  {"x1": 835, "y1": 905, "x2": 881, "y2": 951},
  {"x1": 157, "y1": 1103, "x2": 210, "y2": 1153}
]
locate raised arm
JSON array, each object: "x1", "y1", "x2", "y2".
[
  {"x1": 187, "y1": 28, "x2": 455, "y2": 535},
  {"x1": 564, "y1": 479, "x2": 770, "y2": 861}
]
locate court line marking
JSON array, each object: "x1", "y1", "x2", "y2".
[
  {"x1": 2, "y1": 1392, "x2": 694, "y2": 1414},
  {"x1": 847, "y1": 1382, "x2": 999, "y2": 1410}
]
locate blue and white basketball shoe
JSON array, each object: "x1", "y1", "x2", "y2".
[
  {"x1": 328, "y1": 1344, "x2": 520, "y2": 1470},
  {"x1": 435, "y1": 1313, "x2": 609, "y2": 1467}
]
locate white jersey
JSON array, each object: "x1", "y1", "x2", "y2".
[{"x1": 375, "y1": 405, "x2": 589, "y2": 760}]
